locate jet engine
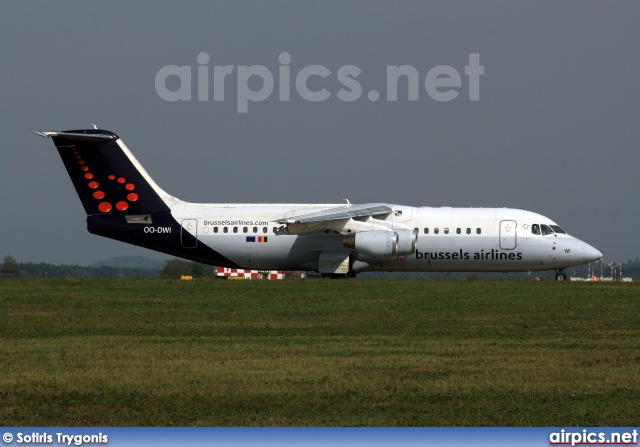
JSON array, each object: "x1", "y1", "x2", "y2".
[
  {"x1": 343, "y1": 229, "x2": 418, "y2": 257},
  {"x1": 394, "y1": 228, "x2": 419, "y2": 256}
]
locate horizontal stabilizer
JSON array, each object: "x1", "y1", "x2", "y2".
[{"x1": 34, "y1": 130, "x2": 115, "y2": 142}]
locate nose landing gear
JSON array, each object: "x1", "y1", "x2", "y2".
[{"x1": 554, "y1": 269, "x2": 567, "y2": 281}]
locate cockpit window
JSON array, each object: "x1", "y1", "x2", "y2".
[
  {"x1": 550, "y1": 225, "x2": 566, "y2": 234},
  {"x1": 541, "y1": 224, "x2": 554, "y2": 235},
  {"x1": 531, "y1": 224, "x2": 540, "y2": 235}
]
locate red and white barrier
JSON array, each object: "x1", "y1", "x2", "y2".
[{"x1": 216, "y1": 267, "x2": 284, "y2": 280}]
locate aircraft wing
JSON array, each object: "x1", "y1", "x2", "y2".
[
  {"x1": 276, "y1": 203, "x2": 392, "y2": 224},
  {"x1": 275, "y1": 203, "x2": 394, "y2": 235}
]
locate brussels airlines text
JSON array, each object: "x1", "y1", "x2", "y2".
[{"x1": 416, "y1": 249, "x2": 523, "y2": 261}]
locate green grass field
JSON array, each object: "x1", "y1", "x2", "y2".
[{"x1": 1, "y1": 278, "x2": 639, "y2": 426}]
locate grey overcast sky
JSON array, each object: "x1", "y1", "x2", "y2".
[{"x1": 1, "y1": 1, "x2": 639, "y2": 266}]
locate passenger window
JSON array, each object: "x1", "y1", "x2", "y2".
[
  {"x1": 424, "y1": 228, "x2": 429, "y2": 234},
  {"x1": 466, "y1": 228, "x2": 471, "y2": 234},
  {"x1": 243, "y1": 227, "x2": 248, "y2": 233},
  {"x1": 223, "y1": 227, "x2": 228, "y2": 233},
  {"x1": 476, "y1": 228, "x2": 481, "y2": 234},
  {"x1": 263, "y1": 227, "x2": 267, "y2": 233},
  {"x1": 253, "y1": 227, "x2": 258, "y2": 233},
  {"x1": 233, "y1": 227, "x2": 238, "y2": 233},
  {"x1": 444, "y1": 228, "x2": 449, "y2": 234},
  {"x1": 214, "y1": 227, "x2": 218, "y2": 233},
  {"x1": 434, "y1": 228, "x2": 439, "y2": 234},
  {"x1": 273, "y1": 227, "x2": 277, "y2": 234},
  {"x1": 531, "y1": 224, "x2": 540, "y2": 235},
  {"x1": 456, "y1": 228, "x2": 461, "y2": 234}
]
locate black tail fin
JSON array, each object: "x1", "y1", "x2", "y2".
[
  {"x1": 36, "y1": 129, "x2": 171, "y2": 215},
  {"x1": 36, "y1": 127, "x2": 239, "y2": 268}
]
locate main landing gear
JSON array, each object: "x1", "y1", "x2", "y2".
[{"x1": 554, "y1": 269, "x2": 567, "y2": 281}]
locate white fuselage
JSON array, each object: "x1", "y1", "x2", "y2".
[{"x1": 168, "y1": 203, "x2": 602, "y2": 273}]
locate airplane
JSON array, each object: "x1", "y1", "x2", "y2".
[{"x1": 35, "y1": 127, "x2": 602, "y2": 281}]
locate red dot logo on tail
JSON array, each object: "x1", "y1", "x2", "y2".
[{"x1": 82, "y1": 162, "x2": 140, "y2": 213}]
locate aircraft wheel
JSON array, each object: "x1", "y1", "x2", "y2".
[{"x1": 554, "y1": 272, "x2": 567, "y2": 281}]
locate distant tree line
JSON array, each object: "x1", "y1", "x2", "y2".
[
  {"x1": 1, "y1": 255, "x2": 219, "y2": 279},
  {"x1": 12, "y1": 261, "x2": 160, "y2": 279}
]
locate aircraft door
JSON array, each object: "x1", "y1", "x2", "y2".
[
  {"x1": 499, "y1": 220, "x2": 517, "y2": 250},
  {"x1": 181, "y1": 219, "x2": 198, "y2": 248}
]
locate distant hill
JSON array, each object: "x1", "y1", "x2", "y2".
[{"x1": 91, "y1": 256, "x2": 166, "y2": 270}]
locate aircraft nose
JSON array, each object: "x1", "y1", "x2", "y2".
[{"x1": 582, "y1": 244, "x2": 603, "y2": 263}]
